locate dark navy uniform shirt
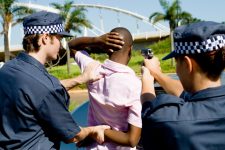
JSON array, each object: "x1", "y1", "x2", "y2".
[
  {"x1": 0, "y1": 52, "x2": 80, "y2": 150},
  {"x1": 142, "y1": 85, "x2": 225, "y2": 150}
]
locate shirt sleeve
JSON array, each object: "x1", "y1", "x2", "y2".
[
  {"x1": 127, "y1": 78, "x2": 142, "y2": 128},
  {"x1": 36, "y1": 89, "x2": 81, "y2": 142},
  {"x1": 74, "y1": 51, "x2": 95, "y2": 72},
  {"x1": 142, "y1": 94, "x2": 184, "y2": 119}
]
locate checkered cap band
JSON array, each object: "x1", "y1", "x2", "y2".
[
  {"x1": 174, "y1": 35, "x2": 225, "y2": 54},
  {"x1": 24, "y1": 24, "x2": 64, "y2": 35}
]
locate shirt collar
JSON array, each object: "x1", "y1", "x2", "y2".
[
  {"x1": 102, "y1": 59, "x2": 135, "y2": 75},
  {"x1": 183, "y1": 85, "x2": 225, "y2": 102},
  {"x1": 16, "y1": 52, "x2": 47, "y2": 73}
]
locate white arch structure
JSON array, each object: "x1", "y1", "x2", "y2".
[
  {"x1": 14, "y1": 2, "x2": 170, "y2": 36},
  {"x1": 14, "y1": 2, "x2": 60, "y2": 13},
  {"x1": 72, "y1": 4, "x2": 170, "y2": 33},
  {"x1": 1, "y1": 2, "x2": 171, "y2": 53}
]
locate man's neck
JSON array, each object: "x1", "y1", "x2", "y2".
[
  {"x1": 109, "y1": 52, "x2": 128, "y2": 65},
  {"x1": 109, "y1": 56, "x2": 128, "y2": 65},
  {"x1": 28, "y1": 51, "x2": 47, "y2": 65}
]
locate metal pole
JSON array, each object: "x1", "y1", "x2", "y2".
[
  {"x1": 62, "y1": 38, "x2": 70, "y2": 74},
  {"x1": 66, "y1": 45, "x2": 70, "y2": 74},
  {"x1": 170, "y1": 31, "x2": 174, "y2": 66},
  {"x1": 117, "y1": 12, "x2": 121, "y2": 26},
  {"x1": 136, "y1": 19, "x2": 140, "y2": 34},
  {"x1": 99, "y1": 9, "x2": 104, "y2": 33}
]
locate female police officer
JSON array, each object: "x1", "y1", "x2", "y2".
[{"x1": 141, "y1": 21, "x2": 225, "y2": 150}]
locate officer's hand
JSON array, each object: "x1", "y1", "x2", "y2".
[
  {"x1": 143, "y1": 57, "x2": 161, "y2": 78},
  {"x1": 141, "y1": 66, "x2": 154, "y2": 85},
  {"x1": 141, "y1": 66, "x2": 156, "y2": 103},
  {"x1": 81, "y1": 61, "x2": 103, "y2": 84},
  {"x1": 90, "y1": 125, "x2": 111, "y2": 144}
]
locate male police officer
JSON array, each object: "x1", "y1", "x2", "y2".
[
  {"x1": 0, "y1": 11, "x2": 124, "y2": 149},
  {"x1": 141, "y1": 21, "x2": 225, "y2": 150}
]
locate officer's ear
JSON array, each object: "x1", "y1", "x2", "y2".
[
  {"x1": 183, "y1": 56, "x2": 193, "y2": 73},
  {"x1": 40, "y1": 34, "x2": 49, "y2": 45}
]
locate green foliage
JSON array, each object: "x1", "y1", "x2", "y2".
[
  {"x1": 150, "y1": 0, "x2": 196, "y2": 30},
  {"x1": 149, "y1": 37, "x2": 171, "y2": 54},
  {"x1": 0, "y1": 0, "x2": 34, "y2": 61},
  {"x1": 147, "y1": 38, "x2": 176, "y2": 73},
  {"x1": 48, "y1": 62, "x2": 87, "y2": 89},
  {"x1": 155, "y1": 54, "x2": 176, "y2": 73},
  {"x1": 90, "y1": 53, "x2": 108, "y2": 62},
  {"x1": 128, "y1": 50, "x2": 144, "y2": 76},
  {"x1": 51, "y1": 0, "x2": 91, "y2": 34},
  {"x1": 0, "y1": 0, "x2": 14, "y2": 12},
  {"x1": 129, "y1": 38, "x2": 176, "y2": 75},
  {"x1": 48, "y1": 64, "x2": 79, "y2": 79}
]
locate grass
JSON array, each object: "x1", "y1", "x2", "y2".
[
  {"x1": 48, "y1": 59, "x2": 87, "y2": 89},
  {"x1": 68, "y1": 100, "x2": 82, "y2": 112},
  {"x1": 48, "y1": 64, "x2": 79, "y2": 79}
]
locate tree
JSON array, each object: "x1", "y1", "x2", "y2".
[
  {"x1": 51, "y1": 0, "x2": 91, "y2": 34},
  {"x1": 179, "y1": 17, "x2": 202, "y2": 26},
  {"x1": 149, "y1": 0, "x2": 197, "y2": 66},
  {"x1": 0, "y1": 0, "x2": 34, "y2": 62},
  {"x1": 50, "y1": 0, "x2": 91, "y2": 73},
  {"x1": 149, "y1": 0, "x2": 193, "y2": 31}
]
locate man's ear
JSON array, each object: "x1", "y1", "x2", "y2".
[
  {"x1": 41, "y1": 34, "x2": 48, "y2": 45},
  {"x1": 183, "y1": 56, "x2": 193, "y2": 73}
]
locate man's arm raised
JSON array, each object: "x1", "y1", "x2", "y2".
[{"x1": 68, "y1": 32, "x2": 124, "y2": 53}]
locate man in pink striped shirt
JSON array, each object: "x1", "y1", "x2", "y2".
[{"x1": 68, "y1": 27, "x2": 142, "y2": 150}]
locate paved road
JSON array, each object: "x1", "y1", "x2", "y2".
[{"x1": 68, "y1": 89, "x2": 89, "y2": 104}]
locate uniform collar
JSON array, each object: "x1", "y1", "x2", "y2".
[
  {"x1": 184, "y1": 85, "x2": 225, "y2": 102},
  {"x1": 17, "y1": 52, "x2": 47, "y2": 73}
]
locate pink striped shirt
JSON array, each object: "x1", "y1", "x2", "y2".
[{"x1": 75, "y1": 51, "x2": 142, "y2": 150}]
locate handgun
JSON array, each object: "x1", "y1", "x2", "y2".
[{"x1": 141, "y1": 48, "x2": 153, "y2": 59}]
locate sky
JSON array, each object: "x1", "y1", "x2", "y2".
[{"x1": 1, "y1": 0, "x2": 225, "y2": 46}]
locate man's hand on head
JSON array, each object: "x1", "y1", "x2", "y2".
[{"x1": 98, "y1": 32, "x2": 124, "y2": 53}]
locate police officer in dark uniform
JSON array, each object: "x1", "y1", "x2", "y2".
[
  {"x1": 0, "y1": 11, "x2": 124, "y2": 149},
  {"x1": 141, "y1": 21, "x2": 225, "y2": 150}
]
